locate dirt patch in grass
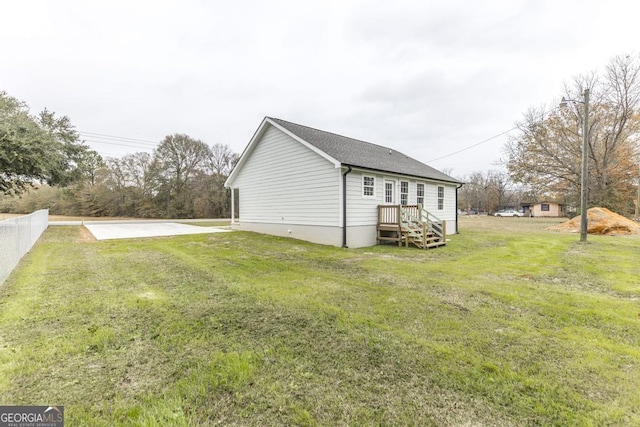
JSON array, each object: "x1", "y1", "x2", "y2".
[
  {"x1": 549, "y1": 207, "x2": 640, "y2": 236},
  {"x1": 79, "y1": 226, "x2": 97, "y2": 242}
]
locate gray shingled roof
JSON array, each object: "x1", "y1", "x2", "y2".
[{"x1": 269, "y1": 117, "x2": 461, "y2": 184}]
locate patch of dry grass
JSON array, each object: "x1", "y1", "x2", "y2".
[{"x1": 459, "y1": 215, "x2": 566, "y2": 233}]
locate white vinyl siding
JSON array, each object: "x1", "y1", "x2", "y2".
[
  {"x1": 345, "y1": 171, "x2": 382, "y2": 226},
  {"x1": 417, "y1": 181, "x2": 457, "y2": 228},
  {"x1": 232, "y1": 125, "x2": 340, "y2": 226},
  {"x1": 344, "y1": 171, "x2": 457, "y2": 232}
]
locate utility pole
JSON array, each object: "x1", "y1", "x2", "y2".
[
  {"x1": 560, "y1": 89, "x2": 590, "y2": 242},
  {"x1": 580, "y1": 89, "x2": 590, "y2": 242},
  {"x1": 636, "y1": 162, "x2": 640, "y2": 218}
]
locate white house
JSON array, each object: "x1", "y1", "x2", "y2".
[{"x1": 225, "y1": 117, "x2": 462, "y2": 248}]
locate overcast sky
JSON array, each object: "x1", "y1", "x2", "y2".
[{"x1": 2, "y1": 0, "x2": 639, "y2": 178}]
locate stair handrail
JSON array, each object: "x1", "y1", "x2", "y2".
[
  {"x1": 399, "y1": 205, "x2": 425, "y2": 248},
  {"x1": 418, "y1": 204, "x2": 445, "y2": 240},
  {"x1": 400, "y1": 205, "x2": 422, "y2": 227}
]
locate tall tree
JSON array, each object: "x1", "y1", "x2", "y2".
[
  {"x1": 204, "y1": 143, "x2": 240, "y2": 217},
  {"x1": 0, "y1": 92, "x2": 98, "y2": 195},
  {"x1": 38, "y1": 109, "x2": 103, "y2": 186},
  {"x1": 505, "y1": 54, "x2": 640, "y2": 214},
  {"x1": 1, "y1": 92, "x2": 54, "y2": 194},
  {"x1": 154, "y1": 134, "x2": 212, "y2": 217}
]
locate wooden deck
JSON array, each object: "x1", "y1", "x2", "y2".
[{"x1": 377, "y1": 205, "x2": 446, "y2": 249}]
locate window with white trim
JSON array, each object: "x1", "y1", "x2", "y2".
[
  {"x1": 384, "y1": 181, "x2": 394, "y2": 204},
  {"x1": 362, "y1": 176, "x2": 375, "y2": 198},
  {"x1": 437, "y1": 186, "x2": 444, "y2": 210},
  {"x1": 416, "y1": 183, "x2": 425, "y2": 206},
  {"x1": 400, "y1": 181, "x2": 408, "y2": 205}
]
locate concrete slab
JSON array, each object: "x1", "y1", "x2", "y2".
[{"x1": 84, "y1": 222, "x2": 232, "y2": 240}]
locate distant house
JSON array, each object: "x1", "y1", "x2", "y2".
[
  {"x1": 225, "y1": 117, "x2": 462, "y2": 248},
  {"x1": 522, "y1": 202, "x2": 566, "y2": 217}
]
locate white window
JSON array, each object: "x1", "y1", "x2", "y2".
[
  {"x1": 362, "y1": 176, "x2": 375, "y2": 198},
  {"x1": 437, "y1": 186, "x2": 445, "y2": 210},
  {"x1": 417, "y1": 183, "x2": 425, "y2": 206},
  {"x1": 400, "y1": 181, "x2": 408, "y2": 205}
]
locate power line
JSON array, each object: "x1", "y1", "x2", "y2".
[
  {"x1": 82, "y1": 138, "x2": 155, "y2": 150},
  {"x1": 77, "y1": 130, "x2": 160, "y2": 155},
  {"x1": 96, "y1": 151, "x2": 131, "y2": 158},
  {"x1": 426, "y1": 126, "x2": 518, "y2": 163},
  {"x1": 81, "y1": 134, "x2": 158, "y2": 147},
  {"x1": 78, "y1": 130, "x2": 159, "y2": 145}
]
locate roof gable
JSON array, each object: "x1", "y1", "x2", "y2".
[
  {"x1": 268, "y1": 117, "x2": 461, "y2": 183},
  {"x1": 225, "y1": 117, "x2": 341, "y2": 187}
]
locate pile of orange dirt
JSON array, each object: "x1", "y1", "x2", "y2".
[{"x1": 548, "y1": 207, "x2": 640, "y2": 235}]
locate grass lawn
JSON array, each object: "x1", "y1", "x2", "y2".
[{"x1": 0, "y1": 217, "x2": 639, "y2": 425}]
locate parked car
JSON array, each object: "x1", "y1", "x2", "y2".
[{"x1": 494, "y1": 209, "x2": 524, "y2": 217}]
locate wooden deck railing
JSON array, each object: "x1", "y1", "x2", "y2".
[
  {"x1": 377, "y1": 204, "x2": 446, "y2": 248},
  {"x1": 378, "y1": 205, "x2": 401, "y2": 226},
  {"x1": 377, "y1": 205, "x2": 403, "y2": 246}
]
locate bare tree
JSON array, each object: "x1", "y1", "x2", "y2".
[
  {"x1": 459, "y1": 170, "x2": 528, "y2": 214},
  {"x1": 208, "y1": 143, "x2": 239, "y2": 176},
  {"x1": 202, "y1": 143, "x2": 240, "y2": 217},
  {"x1": 505, "y1": 54, "x2": 640, "y2": 214}
]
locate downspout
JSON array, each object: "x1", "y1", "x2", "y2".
[
  {"x1": 455, "y1": 183, "x2": 463, "y2": 234},
  {"x1": 342, "y1": 166, "x2": 352, "y2": 248}
]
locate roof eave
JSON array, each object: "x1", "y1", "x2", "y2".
[
  {"x1": 267, "y1": 118, "x2": 341, "y2": 167},
  {"x1": 225, "y1": 117, "x2": 270, "y2": 188},
  {"x1": 341, "y1": 163, "x2": 463, "y2": 185}
]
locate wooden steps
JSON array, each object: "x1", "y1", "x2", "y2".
[{"x1": 377, "y1": 205, "x2": 446, "y2": 249}]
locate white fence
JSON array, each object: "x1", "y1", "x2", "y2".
[{"x1": 0, "y1": 210, "x2": 49, "y2": 285}]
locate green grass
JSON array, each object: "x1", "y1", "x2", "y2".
[{"x1": 0, "y1": 218, "x2": 639, "y2": 425}]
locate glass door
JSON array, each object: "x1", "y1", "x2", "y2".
[{"x1": 384, "y1": 180, "x2": 396, "y2": 204}]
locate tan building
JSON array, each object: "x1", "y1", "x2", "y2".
[{"x1": 524, "y1": 202, "x2": 566, "y2": 217}]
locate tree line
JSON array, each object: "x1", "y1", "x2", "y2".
[
  {"x1": 1, "y1": 91, "x2": 239, "y2": 218},
  {"x1": 457, "y1": 170, "x2": 529, "y2": 214},
  {"x1": 83, "y1": 136, "x2": 239, "y2": 218}
]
